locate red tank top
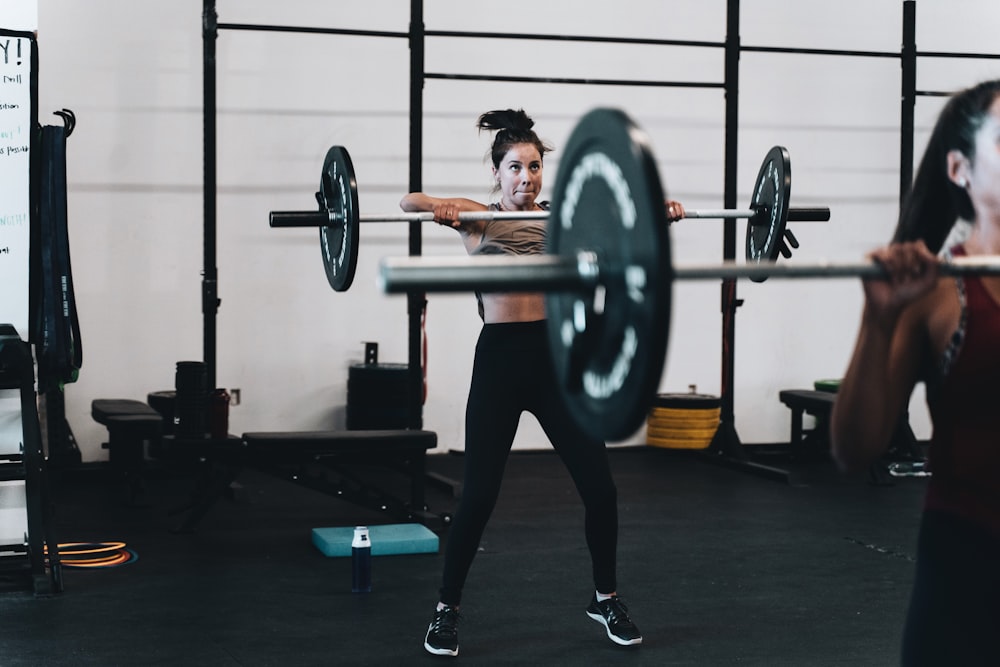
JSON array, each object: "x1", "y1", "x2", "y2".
[{"x1": 925, "y1": 248, "x2": 1000, "y2": 535}]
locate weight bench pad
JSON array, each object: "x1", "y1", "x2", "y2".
[
  {"x1": 241, "y1": 430, "x2": 437, "y2": 459},
  {"x1": 778, "y1": 390, "x2": 836, "y2": 413},
  {"x1": 92, "y1": 399, "x2": 163, "y2": 426},
  {"x1": 102, "y1": 414, "x2": 164, "y2": 436}
]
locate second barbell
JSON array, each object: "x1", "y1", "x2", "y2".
[{"x1": 269, "y1": 142, "x2": 829, "y2": 292}]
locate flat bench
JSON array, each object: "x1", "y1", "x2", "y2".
[
  {"x1": 243, "y1": 428, "x2": 436, "y2": 509},
  {"x1": 93, "y1": 394, "x2": 448, "y2": 530},
  {"x1": 91, "y1": 399, "x2": 164, "y2": 505},
  {"x1": 172, "y1": 428, "x2": 443, "y2": 533},
  {"x1": 778, "y1": 389, "x2": 836, "y2": 457},
  {"x1": 778, "y1": 388, "x2": 925, "y2": 482}
]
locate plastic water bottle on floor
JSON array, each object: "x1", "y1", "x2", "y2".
[{"x1": 352, "y1": 526, "x2": 372, "y2": 593}]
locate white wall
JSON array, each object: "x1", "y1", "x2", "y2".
[{"x1": 17, "y1": 0, "x2": 1000, "y2": 460}]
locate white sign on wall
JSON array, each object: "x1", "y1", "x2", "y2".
[
  {"x1": 0, "y1": 23, "x2": 35, "y2": 543},
  {"x1": 0, "y1": 30, "x2": 33, "y2": 339}
]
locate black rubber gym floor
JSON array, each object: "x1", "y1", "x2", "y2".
[{"x1": 0, "y1": 446, "x2": 924, "y2": 666}]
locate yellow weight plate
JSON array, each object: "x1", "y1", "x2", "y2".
[
  {"x1": 646, "y1": 415, "x2": 720, "y2": 430},
  {"x1": 647, "y1": 434, "x2": 713, "y2": 450},
  {"x1": 646, "y1": 425, "x2": 719, "y2": 441},
  {"x1": 649, "y1": 406, "x2": 721, "y2": 420}
]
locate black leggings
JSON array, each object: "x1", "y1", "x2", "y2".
[
  {"x1": 901, "y1": 509, "x2": 1000, "y2": 666},
  {"x1": 439, "y1": 321, "x2": 619, "y2": 606}
]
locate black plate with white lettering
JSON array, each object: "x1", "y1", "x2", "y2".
[
  {"x1": 545, "y1": 108, "x2": 672, "y2": 442},
  {"x1": 745, "y1": 146, "x2": 791, "y2": 281},
  {"x1": 319, "y1": 146, "x2": 360, "y2": 292}
]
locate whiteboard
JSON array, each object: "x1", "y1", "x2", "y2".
[{"x1": 0, "y1": 30, "x2": 34, "y2": 339}]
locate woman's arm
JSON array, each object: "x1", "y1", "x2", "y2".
[
  {"x1": 399, "y1": 193, "x2": 488, "y2": 252},
  {"x1": 830, "y1": 242, "x2": 939, "y2": 472},
  {"x1": 830, "y1": 302, "x2": 925, "y2": 472}
]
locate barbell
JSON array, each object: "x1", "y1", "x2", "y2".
[
  {"x1": 269, "y1": 143, "x2": 831, "y2": 292},
  {"x1": 376, "y1": 107, "x2": 1000, "y2": 442}
]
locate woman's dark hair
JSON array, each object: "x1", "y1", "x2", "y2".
[
  {"x1": 894, "y1": 79, "x2": 1000, "y2": 251},
  {"x1": 476, "y1": 109, "x2": 553, "y2": 169}
]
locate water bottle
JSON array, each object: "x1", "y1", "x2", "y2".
[{"x1": 352, "y1": 526, "x2": 372, "y2": 593}]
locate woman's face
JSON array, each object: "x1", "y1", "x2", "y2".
[
  {"x1": 964, "y1": 95, "x2": 1000, "y2": 219},
  {"x1": 494, "y1": 143, "x2": 543, "y2": 210}
]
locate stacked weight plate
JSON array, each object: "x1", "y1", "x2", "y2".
[
  {"x1": 646, "y1": 392, "x2": 721, "y2": 449},
  {"x1": 347, "y1": 362, "x2": 411, "y2": 430},
  {"x1": 813, "y1": 378, "x2": 841, "y2": 393}
]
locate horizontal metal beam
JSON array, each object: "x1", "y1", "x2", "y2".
[
  {"x1": 425, "y1": 30, "x2": 724, "y2": 49},
  {"x1": 425, "y1": 72, "x2": 724, "y2": 89},
  {"x1": 217, "y1": 23, "x2": 408, "y2": 39},
  {"x1": 741, "y1": 44, "x2": 900, "y2": 59}
]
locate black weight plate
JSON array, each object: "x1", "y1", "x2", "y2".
[
  {"x1": 545, "y1": 108, "x2": 672, "y2": 442},
  {"x1": 319, "y1": 146, "x2": 360, "y2": 292},
  {"x1": 744, "y1": 146, "x2": 791, "y2": 281},
  {"x1": 651, "y1": 392, "x2": 721, "y2": 409},
  {"x1": 348, "y1": 362, "x2": 410, "y2": 374}
]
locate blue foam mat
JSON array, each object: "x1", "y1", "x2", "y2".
[{"x1": 312, "y1": 523, "x2": 439, "y2": 557}]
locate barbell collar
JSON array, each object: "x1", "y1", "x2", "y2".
[
  {"x1": 270, "y1": 210, "x2": 334, "y2": 228},
  {"x1": 787, "y1": 207, "x2": 831, "y2": 222}
]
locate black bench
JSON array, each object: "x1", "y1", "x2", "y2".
[
  {"x1": 94, "y1": 394, "x2": 448, "y2": 530},
  {"x1": 778, "y1": 389, "x2": 836, "y2": 458},
  {"x1": 91, "y1": 399, "x2": 164, "y2": 505},
  {"x1": 170, "y1": 428, "x2": 444, "y2": 533},
  {"x1": 778, "y1": 388, "x2": 925, "y2": 482},
  {"x1": 243, "y1": 429, "x2": 437, "y2": 511}
]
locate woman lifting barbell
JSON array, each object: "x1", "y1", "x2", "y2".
[
  {"x1": 831, "y1": 78, "x2": 1000, "y2": 664},
  {"x1": 400, "y1": 109, "x2": 685, "y2": 658}
]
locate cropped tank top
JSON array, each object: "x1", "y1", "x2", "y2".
[
  {"x1": 471, "y1": 202, "x2": 549, "y2": 257},
  {"x1": 471, "y1": 202, "x2": 549, "y2": 319},
  {"x1": 924, "y1": 245, "x2": 1000, "y2": 536}
]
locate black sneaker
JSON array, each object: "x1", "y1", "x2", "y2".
[
  {"x1": 586, "y1": 594, "x2": 642, "y2": 646},
  {"x1": 424, "y1": 605, "x2": 460, "y2": 657}
]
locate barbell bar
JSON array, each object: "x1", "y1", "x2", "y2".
[
  {"x1": 684, "y1": 208, "x2": 829, "y2": 221},
  {"x1": 269, "y1": 139, "x2": 829, "y2": 292},
  {"x1": 379, "y1": 252, "x2": 1000, "y2": 293},
  {"x1": 374, "y1": 107, "x2": 987, "y2": 443},
  {"x1": 269, "y1": 204, "x2": 830, "y2": 226}
]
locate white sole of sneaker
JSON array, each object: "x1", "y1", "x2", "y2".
[
  {"x1": 424, "y1": 627, "x2": 459, "y2": 657},
  {"x1": 423, "y1": 642, "x2": 459, "y2": 657},
  {"x1": 586, "y1": 611, "x2": 643, "y2": 646}
]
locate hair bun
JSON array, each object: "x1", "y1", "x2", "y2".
[{"x1": 476, "y1": 108, "x2": 534, "y2": 133}]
